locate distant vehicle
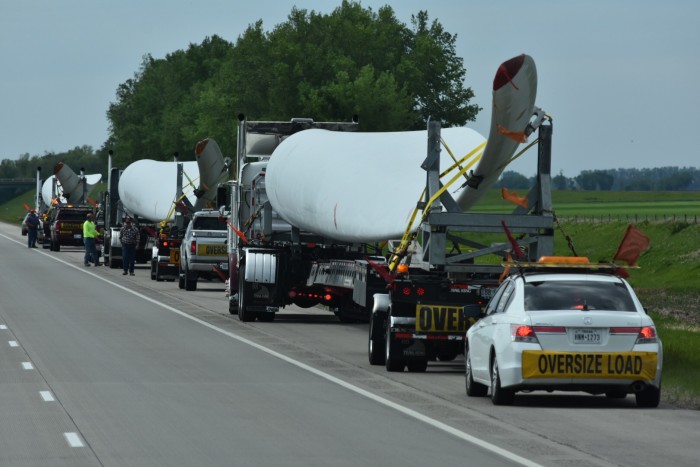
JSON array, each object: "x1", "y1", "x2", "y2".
[
  {"x1": 43, "y1": 205, "x2": 95, "y2": 252},
  {"x1": 179, "y1": 209, "x2": 228, "y2": 291},
  {"x1": 465, "y1": 257, "x2": 663, "y2": 408}
]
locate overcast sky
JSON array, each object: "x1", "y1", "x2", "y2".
[{"x1": 1, "y1": 0, "x2": 697, "y2": 176}]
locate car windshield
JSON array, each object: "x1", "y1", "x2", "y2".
[
  {"x1": 193, "y1": 216, "x2": 225, "y2": 230},
  {"x1": 524, "y1": 279, "x2": 637, "y2": 312}
]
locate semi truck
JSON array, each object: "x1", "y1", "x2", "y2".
[{"x1": 227, "y1": 54, "x2": 555, "y2": 372}]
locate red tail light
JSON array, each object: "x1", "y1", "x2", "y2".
[
  {"x1": 402, "y1": 287, "x2": 411, "y2": 296},
  {"x1": 190, "y1": 241, "x2": 196, "y2": 255},
  {"x1": 416, "y1": 287, "x2": 425, "y2": 297},
  {"x1": 55, "y1": 221, "x2": 61, "y2": 232},
  {"x1": 636, "y1": 326, "x2": 658, "y2": 344},
  {"x1": 511, "y1": 324, "x2": 539, "y2": 343},
  {"x1": 324, "y1": 294, "x2": 332, "y2": 301}
]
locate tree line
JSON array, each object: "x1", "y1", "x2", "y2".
[
  {"x1": 1, "y1": 1, "x2": 697, "y2": 194},
  {"x1": 4, "y1": 1, "x2": 477, "y2": 174},
  {"x1": 499, "y1": 167, "x2": 700, "y2": 192}
]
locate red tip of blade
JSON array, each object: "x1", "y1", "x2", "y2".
[{"x1": 494, "y1": 54, "x2": 525, "y2": 91}]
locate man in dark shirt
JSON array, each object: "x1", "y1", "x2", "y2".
[
  {"x1": 25, "y1": 210, "x2": 40, "y2": 248},
  {"x1": 119, "y1": 217, "x2": 139, "y2": 276}
]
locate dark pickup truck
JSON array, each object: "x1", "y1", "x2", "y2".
[{"x1": 43, "y1": 205, "x2": 95, "y2": 252}]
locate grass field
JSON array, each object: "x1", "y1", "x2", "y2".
[{"x1": 2, "y1": 187, "x2": 699, "y2": 408}]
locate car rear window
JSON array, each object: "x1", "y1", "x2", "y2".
[
  {"x1": 193, "y1": 216, "x2": 225, "y2": 230},
  {"x1": 524, "y1": 280, "x2": 637, "y2": 312}
]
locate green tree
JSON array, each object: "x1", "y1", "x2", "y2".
[
  {"x1": 106, "y1": 1, "x2": 480, "y2": 166},
  {"x1": 498, "y1": 170, "x2": 531, "y2": 189}
]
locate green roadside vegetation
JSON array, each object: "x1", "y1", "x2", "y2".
[{"x1": 2, "y1": 188, "x2": 699, "y2": 408}]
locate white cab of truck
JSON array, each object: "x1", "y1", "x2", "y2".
[{"x1": 179, "y1": 209, "x2": 228, "y2": 291}]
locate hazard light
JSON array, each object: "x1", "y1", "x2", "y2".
[
  {"x1": 397, "y1": 264, "x2": 409, "y2": 274},
  {"x1": 538, "y1": 256, "x2": 590, "y2": 264}
]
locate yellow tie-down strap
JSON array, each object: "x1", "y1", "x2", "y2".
[
  {"x1": 388, "y1": 140, "x2": 486, "y2": 272},
  {"x1": 521, "y1": 350, "x2": 658, "y2": 380}
]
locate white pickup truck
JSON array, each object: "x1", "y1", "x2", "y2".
[{"x1": 179, "y1": 209, "x2": 228, "y2": 291}]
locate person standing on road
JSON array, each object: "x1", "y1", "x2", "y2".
[
  {"x1": 83, "y1": 213, "x2": 101, "y2": 267},
  {"x1": 25, "y1": 210, "x2": 40, "y2": 248},
  {"x1": 119, "y1": 217, "x2": 139, "y2": 276}
]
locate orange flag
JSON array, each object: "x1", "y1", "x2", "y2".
[
  {"x1": 497, "y1": 124, "x2": 528, "y2": 143},
  {"x1": 613, "y1": 225, "x2": 650, "y2": 266},
  {"x1": 501, "y1": 188, "x2": 529, "y2": 209}
]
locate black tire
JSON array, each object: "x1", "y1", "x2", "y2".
[
  {"x1": 184, "y1": 266, "x2": 197, "y2": 291},
  {"x1": 465, "y1": 348, "x2": 488, "y2": 397},
  {"x1": 177, "y1": 264, "x2": 185, "y2": 289},
  {"x1": 150, "y1": 261, "x2": 156, "y2": 280},
  {"x1": 490, "y1": 355, "x2": 514, "y2": 405},
  {"x1": 228, "y1": 298, "x2": 238, "y2": 315},
  {"x1": 368, "y1": 313, "x2": 386, "y2": 366},
  {"x1": 155, "y1": 262, "x2": 164, "y2": 282},
  {"x1": 238, "y1": 266, "x2": 256, "y2": 322},
  {"x1": 406, "y1": 359, "x2": 428, "y2": 372},
  {"x1": 635, "y1": 385, "x2": 661, "y2": 408},
  {"x1": 384, "y1": 322, "x2": 404, "y2": 372}
]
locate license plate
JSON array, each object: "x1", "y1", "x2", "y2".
[
  {"x1": 522, "y1": 351, "x2": 658, "y2": 380},
  {"x1": 573, "y1": 328, "x2": 602, "y2": 344},
  {"x1": 197, "y1": 244, "x2": 227, "y2": 256},
  {"x1": 73, "y1": 234, "x2": 82, "y2": 239}
]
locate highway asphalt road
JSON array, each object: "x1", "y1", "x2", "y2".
[{"x1": 1, "y1": 221, "x2": 698, "y2": 466}]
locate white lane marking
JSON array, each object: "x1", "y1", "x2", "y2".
[
  {"x1": 114, "y1": 292, "x2": 540, "y2": 466},
  {"x1": 8, "y1": 340, "x2": 18, "y2": 347},
  {"x1": 22, "y1": 361, "x2": 34, "y2": 370},
  {"x1": 64, "y1": 432, "x2": 84, "y2": 448},
  {"x1": 0, "y1": 233, "x2": 540, "y2": 467},
  {"x1": 40, "y1": 391, "x2": 55, "y2": 402},
  {"x1": 0, "y1": 324, "x2": 7, "y2": 329}
]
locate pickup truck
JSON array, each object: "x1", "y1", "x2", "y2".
[
  {"x1": 179, "y1": 209, "x2": 228, "y2": 291},
  {"x1": 43, "y1": 205, "x2": 95, "y2": 252}
]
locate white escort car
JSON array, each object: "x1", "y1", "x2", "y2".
[{"x1": 465, "y1": 257, "x2": 662, "y2": 407}]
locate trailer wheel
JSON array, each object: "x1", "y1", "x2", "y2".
[
  {"x1": 238, "y1": 266, "x2": 257, "y2": 322},
  {"x1": 368, "y1": 313, "x2": 385, "y2": 365},
  {"x1": 150, "y1": 260, "x2": 156, "y2": 280},
  {"x1": 384, "y1": 322, "x2": 404, "y2": 372},
  {"x1": 184, "y1": 266, "x2": 197, "y2": 291},
  {"x1": 155, "y1": 262, "x2": 164, "y2": 282},
  {"x1": 228, "y1": 297, "x2": 238, "y2": 315}
]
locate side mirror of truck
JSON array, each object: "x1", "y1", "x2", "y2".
[{"x1": 462, "y1": 304, "x2": 482, "y2": 320}]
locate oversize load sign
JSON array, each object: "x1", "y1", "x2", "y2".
[
  {"x1": 522, "y1": 351, "x2": 657, "y2": 380},
  {"x1": 415, "y1": 305, "x2": 467, "y2": 332},
  {"x1": 197, "y1": 244, "x2": 227, "y2": 256}
]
